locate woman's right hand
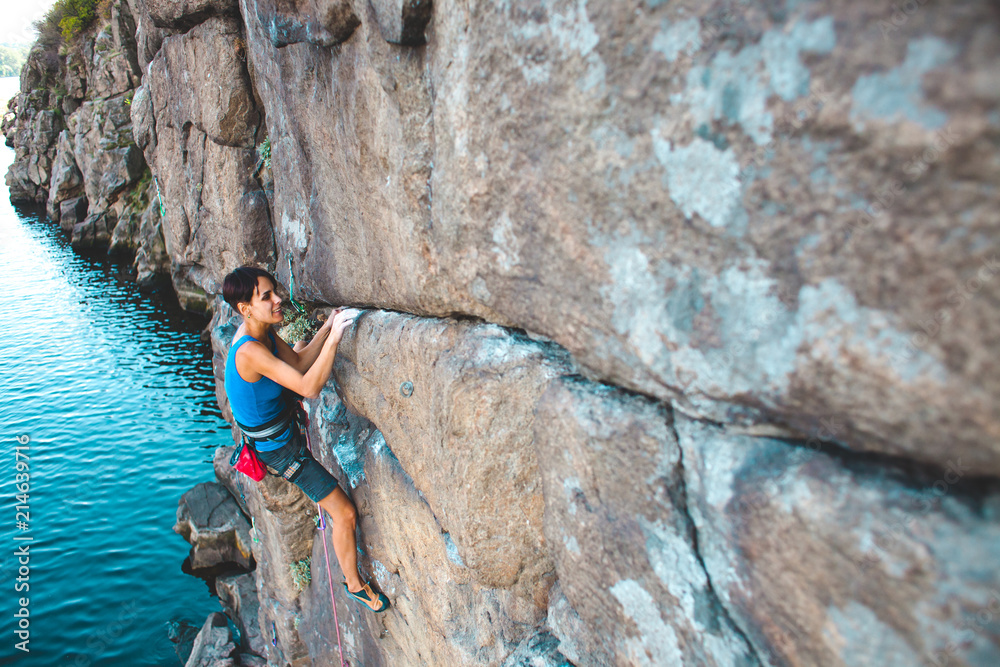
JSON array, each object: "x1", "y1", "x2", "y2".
[{"x1": 328, "y1": 308, "x2": 361, "y2": 346}]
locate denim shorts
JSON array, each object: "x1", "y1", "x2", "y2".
[{"x1": 254, "y1": 426, "x2": 339, "y2": 503}]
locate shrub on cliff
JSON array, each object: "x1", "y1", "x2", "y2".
[
  {"x1": 32, "y1": 0, "x2": 109, "y2": 47},
  {"x1": 31, "y1": 3, "x2": 67, "y2": 48},
  {"x1": 57, "y1": 0, "x2": 100, "y2": 41}
]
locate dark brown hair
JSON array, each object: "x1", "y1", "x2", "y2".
[{"x1": 222, "y1": 267, "x2": 278, "y2": 312}]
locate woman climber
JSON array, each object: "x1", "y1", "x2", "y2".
[{"x1": 222, "y1": 266, "x2": 389, "y2": 614}]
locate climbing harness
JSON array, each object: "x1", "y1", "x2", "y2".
[
  {"x1": 234, "y1": 401, "x2": 297, "y2": 443},
  {"x1": 231, "y1": 401, "x2": 306, "y2": 482},
  {"x1": 301, "y1": 408, "x2": 348, "y2": 667}
]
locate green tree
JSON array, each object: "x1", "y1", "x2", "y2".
[
  {"x1": 0, "y1": 45, "x2": 31, "y2": 77},
  {"x1": 31, "y1": 0, "x2": 100, "y2": 46},
  {"x1": 58, "y1": 0, "x2": 99, "y2": 41}
]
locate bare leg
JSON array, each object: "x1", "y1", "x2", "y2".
[{"x1": 318, "y1": 486, "x2": 363, "y2": 592}]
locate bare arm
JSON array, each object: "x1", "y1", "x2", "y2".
[
  {"x1": 236, "y1": 309, "x2": 359, "y2": 399},
  {"x1": 273, "y1": 312, "x2": 336, "y2": 374}
]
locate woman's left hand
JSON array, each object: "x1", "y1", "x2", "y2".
[{"x1": 318, "y1": 309, "x2": 340, "y2": 332}]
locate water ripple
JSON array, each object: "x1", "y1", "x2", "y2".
[{"x1": 0, "y1": 114, "x2": 227, "y2": 666}]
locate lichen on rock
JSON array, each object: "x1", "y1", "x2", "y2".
[{"x1": 6, "y1": 0, "x2": 1000, "y2": 665}]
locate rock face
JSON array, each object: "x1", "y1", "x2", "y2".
[
  {"x1": 216, "y1": 572, "x2": 268, "y2": 663},
  {"x1": 6, "y1": 0, "x2": 1000, "y2": 666},
  {"x1": 138, "y1": 13, "x2": 273, "y2": 309},
  {"x1": 534, "y1": 378, "x2": 757, "y2": 666},
  {"x1": 229, "y1": 0, "x2": 1000, "y2": 477},
  {"x1": 676, "y1": 415, "x2": 1000, "y2": 666},
  {"x1": 204, "y1": 306, "x2": 1000, "y2": 667}
]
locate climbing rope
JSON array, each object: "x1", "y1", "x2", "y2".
[
  {"x1": 153, "y1": 175, "x2": 166, "y2": 217},
  {"x1": 286, "y1": 255, "x2": 306, "y2": 315},
  {"x1": 301, "y1": 408, "x2": 348, "y2": 667}
]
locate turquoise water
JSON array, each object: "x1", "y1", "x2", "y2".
[{"x1": 0, "y1": 77, "x2": 228, "y2": 664}]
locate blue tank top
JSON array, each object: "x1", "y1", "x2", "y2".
[{"x1": 224, "y1": 331, "x2": 293, "y2": 451}]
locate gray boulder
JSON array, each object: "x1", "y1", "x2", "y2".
[
  {"x1": 184, "y1": 612, "x2": 237, "y2": 667},
  {"x1": 174, "y1": 481, "x2": 254, "y2": 571}
]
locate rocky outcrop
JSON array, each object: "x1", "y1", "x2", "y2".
[
  {"x1": 216, "y1": 572, "x2": 268, "y2": 664},
  {"x1": 6, "y1": 0, "x2": 1000, "y2": 665},
  {"x1": 135, "y1": 12, "x2": 273, "y2": 310},
  {"x1": 46, "y1": 130, "x2": 84, "y2": 222},
  {"x1": 185, "y1": 612, "x2": 238, "y2": 667},
  {"x1": 246, "y1": 0, "x2": 360, "y2": 48},
  {"x1": 3, "y1": 0, "x2": 167, "y2": 280},
  {"x1": 62, "y1": 93, "x2": 147, "y2": 246},
  {"x1": 175, "y1": 481, "x2": 255, "y2": 571},
  {"x1": 4, "y1": 78, "x2": 62, "y2": 202}
]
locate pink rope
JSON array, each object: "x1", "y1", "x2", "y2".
[{"x1": 301, "y1": 405, "x2": 348, "y2": 667}]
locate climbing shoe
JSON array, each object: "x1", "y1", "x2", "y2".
[{"x1": 343, "y1": 581, "x2": 390, "y2": 613}]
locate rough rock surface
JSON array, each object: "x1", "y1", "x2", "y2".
[
  {"x1": 217, "y1": 572, "x2": 268, "y2": 662},
  {"x1": 86, "y1": 1, "x2": 144, "y2": 100},
  {"x1": 5, "y1": 80, "x2": 62, "y2": 203},
  {"x1": 3, "y1": 0, "x2": 163, "y2": 282},
  {"x1": 500, "y1": 628, "x2": 573, "y2": 667},
  {"x1": 67, "y1": 95, "x2": 145, "y2": 215},
  {"x1": 175, "y1": 481, "x2": 255, "y2": 571},
  {"x1": 368, "y1": 0, "x2": 432, "y2": 45},
  {"x1": 47, "y1": 130, "x2": 84, "y2": 223},
  {"x1": 6, "y1": 0, "x2": 1000, "y2": 665},
  {"x1": 146, "y1": 0, "x2": 241, "y2": 31},
  {"x1": 59, "y1": 196, "x2": 89, "y2": 231},
  {"x1": 534, "y1": 377, "x2": 758, "y2": 666},
  {"x1": 332, "y1": 311, "x2": 569, "y2": 604},
  {"x1": 185, "y1": 611, "x2": 238, "y2": 667},
  {"x1": 245, "y1": 0, "x2": 360, "y2": 48},
  {"x1": 676, "y1": 415, "x2": 1000, "y2": 667},
  {"x1": 139, "y1": 14, "x2": 273, "y2": 309}
]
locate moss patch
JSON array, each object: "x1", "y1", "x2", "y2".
[{"x1": 290, "y1": 557, "x2": 311, "y2": 593}]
